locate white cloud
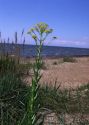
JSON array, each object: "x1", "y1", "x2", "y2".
[{"x1": 45, "y1": 38, "x2": 89, "y2": 48}]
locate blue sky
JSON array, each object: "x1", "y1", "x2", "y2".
[{"x1": 0, "y1": 0, "x2": 89, "y2": 48}]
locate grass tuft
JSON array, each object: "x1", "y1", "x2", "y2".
[{"x1": 63, "y1": 57, "x2": 77, "y2": 63}]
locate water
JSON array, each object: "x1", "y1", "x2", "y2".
[{"x1": 0, "y1": 43, "x2": 89, "y2": 57}]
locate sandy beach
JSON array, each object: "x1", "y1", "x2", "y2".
[{"x1": 25, "y1": 57, "x2": 89, "y2": 89}]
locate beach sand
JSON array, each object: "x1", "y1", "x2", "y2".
[{"x1": 25, "y1": 57, "x2": 89, "y2": 89}]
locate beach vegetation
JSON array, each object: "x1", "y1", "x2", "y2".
[
  {"x1": 0, "y1": 23, "x2": 89, "y2": 125},
  {"x1": 63, "y1": 57, "x2": 77, "y2": 63}
]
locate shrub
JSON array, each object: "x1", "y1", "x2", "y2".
[
  {"x1": 63, "y1": 57, "x2": 76, "y2": 63},
  {"x1": 53, "y1": 61, "x2": 58, "y2": 65}
]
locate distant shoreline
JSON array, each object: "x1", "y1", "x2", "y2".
[
  {"x1": 0, "y1": 43, "x2": 89, "y2": 58},
  {"x1": 0, "y1": 43, "x2": 89, "y2": 49},
  {"x1": 20, "y1": 55, "x2": 89, "y2": 60}
]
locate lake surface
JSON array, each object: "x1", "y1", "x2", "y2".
[{"x1": 0, "y1": 43, "x2": 89, "y2": 57}]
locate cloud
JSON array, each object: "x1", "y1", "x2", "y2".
[
  {"x1": 25, "y1": 36, "x2": 89, "y2": 48},
  {"x1": 45, "y1": 38, "x2": 89, "y2": 48}
]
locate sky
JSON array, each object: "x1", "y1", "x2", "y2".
[{"x1": 0, "y1": 0, "x2": 89, "y2": 48}]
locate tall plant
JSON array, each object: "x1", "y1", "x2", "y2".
[{"x1": 19, "y1": 22, "x2": 53, "y2": 125}]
